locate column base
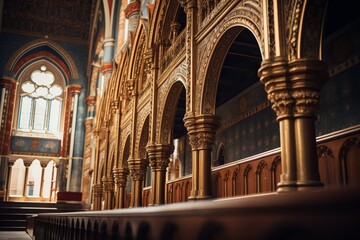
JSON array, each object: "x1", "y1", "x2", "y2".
[
  {"x1": 296, "y1": 180, "x2": 324, "y2": 191},
  {"x1": 277, "y1": 181, "x2": 298, "y2": 193}
]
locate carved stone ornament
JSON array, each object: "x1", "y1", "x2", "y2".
[
  {"x1": 147, "y1": 144, "x2": 174, "y2": 170},
  {"x1": 113, "y1": 168, "x2": 130, "y2": 187},
  {"x1": 184, "y1": 114, "x2": 220, "y2": 150},
  {"x1": 128, "y1": 159, "x2": 148, "y2": 181},
  {"x1": 92, "y1": 184, "x2": 103, "y2": 196},
  {"x1": 102, "y1": 178, "x2": 114, "y2": 192}
]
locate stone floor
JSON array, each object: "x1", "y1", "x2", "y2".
[{"x1": 0, "y1": 232, "x2": 32, "y2": 240}]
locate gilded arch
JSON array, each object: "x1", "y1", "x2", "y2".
[
  {"x1": 156, "y1": 64, "x2": 186, "y2": 144},
  {"x1": 288, "y1": 0, "x2": 328, "y2": 60},
  {"x1": 134, "y1": 108, "x2": 151, "y2": 159},
  {"x1": 197, "y1": 4, "x2": 263, "y2": 114},
  {"x1": 136, "y1": 114, "x2": 150, "y2": 159},
  {"x1": 119, "y1": 126, "x2": 132, "y2": 168}
]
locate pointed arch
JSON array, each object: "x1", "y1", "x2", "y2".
[
  {"x1": 200, "y1": 24, "x2": 263, "y2": 115},
  {"x1": 159, "y1": 80, "x2": 186, "y2": 144},
  {"x1": 5, "y1": 39, "x2": 79, "y2": 81},
  {"x1": 290, "y1": 0, "x2": 328, "y2": 60},
  {"x1": 135, "y1": 114, "x2": 150, "y2": 159}
]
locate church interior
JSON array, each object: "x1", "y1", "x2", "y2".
[{"x1": 0, "y1": 0, "x2": 359, "y2": 239}]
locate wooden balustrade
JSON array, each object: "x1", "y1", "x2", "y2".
[
  {"x1": 32, "y1": 186, "x2": 360, "y2": 239},
  {"x1": 164, "y1": 127, "x2": 360, "y2": 204}
]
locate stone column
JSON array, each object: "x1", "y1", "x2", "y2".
[
  {"x1": 146, "y1": 144, "x2": 174, "y2": 205},
  {"x1": 66, "y1": 84, "x2": 82, "y2": 193},
  {"x1": 23, "y1": 162, "x2": 31, "y2": 197},
  {"x1": 113, "y1": 168, "x2": 129, "y2": 208},
  {"x1": 259, "y1": 58, "x2": 297, "y2": 191},
  {"x1": 5, "y1": 161, "x2": 13, "y2": 201},
  {"x1": 0, "y1": 157, "x2": 9, "y2": 201},
  {"x1": 259, "y1": 58, "x2": 327, "y2": 192},
  {"x1": 184, "y1": 114, "x2": 219, "y2": 200},
  {"x1": 92, "y1": 184, "x2": 102, "y2": 210},
  {"x1": 290, "y1": 59, "x2": 327, "y2": 190},
  {"x1": 102, "y1": 177, "x2": 114, "y2": 210},
  {"x1": 128, "y1": 159, "x2": 148, "y2": 207},
  {"x1": 39, "y1": 163, "x2": 46, "y2": 198}
]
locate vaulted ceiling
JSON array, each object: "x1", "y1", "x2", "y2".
[{"x1": 2, "y1": 0, "x2": 94, "y2": 42}]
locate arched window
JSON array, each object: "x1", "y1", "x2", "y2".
[{"x1": 17, "y1": 65, "x2": 63, "y2": 133}]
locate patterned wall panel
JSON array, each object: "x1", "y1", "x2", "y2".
[
  {"x1": 10, "y1": 136, "x2": 61, "y2": 156},
  {"x1": 316, "y1": 67, "x2": 360, "y2": 136},
  {"x1": 215, "y1": 83, "x2": 279, "y2": 163}
]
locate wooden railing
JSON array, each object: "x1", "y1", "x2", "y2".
[
  {"x1": 31, "y1": 127, "x2": 360, "y2": 239},
  {"x1": 32, "y1": 186, "x2": 360, "y2": 239},
  {"x1": 163, "y1": 126, "x2": 360, "y2": 204}
]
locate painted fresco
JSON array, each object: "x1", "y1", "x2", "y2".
[
  {"x1": 10, "y1": 136, "x2": 61, "y2": 156},
  {"x1": 215, "y1": 83, "x2": 279, "y2": 164},
  {"x1": 317, "y1": 66, "x2": 360, "y2": 136}
]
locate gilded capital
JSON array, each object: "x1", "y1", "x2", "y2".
[
  {"x1": 184, "y1": 114, "x2": 219, "y2": 150},
  {"x1": 289, "y1": 59, "x2": 328, "y2": 117},
  {"x1": 92, "y1": 184, "x2": 103, "y2": 197},
  {"x1": 128, "y1": 158, "x2": 148, "y2": 181},
  {"x1": 113, "y1": 168, "x2": 129, "y2": 187},
  {"x1": 102, "y1": 177, "x2": 114, "y2": 192},
  {"x1": 258, "y1": 58, "x2": 295, "y2": 119},
  {"x1": 146, "y1": 144, "x2": 174, "y2": 171}
]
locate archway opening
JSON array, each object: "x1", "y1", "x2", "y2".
[
  {"x1": 214, "y1": 28, "x2": 278, "y2": 164},
  {"x1": 170, "y1": 86, "x2": 187, "y2": 180}
]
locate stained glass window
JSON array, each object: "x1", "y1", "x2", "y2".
[
  {"x1": 48, "y1": 99, "x2": 61, "y2": 132},
  {"x1": 33, "y1": 98, "x2": 47, "y2": 130},
  {"x1": 18, "y1": 96, "x2": 33, "y2": 129},
  {"x1": 17, "y1": 66, "x2": 63, "y2": 133}
]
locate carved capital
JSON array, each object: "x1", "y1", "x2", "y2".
[
  {"x1": 146, "y1": 144, "x2": 174, "y2": 171},
  {"x1": 128, "y1": 158, "x2": 148, "y2": 181},
  {"x1": 102, "y1": 177, "x2": 114, "y2": 193},
  {"x1": 178, "y1": 0, "x2": 196, "y2": 12},
  {"x1": 92, "y1": 184, "x2": 103, "y2": 197},
  {"x1": 289, "y1": 59, "x2": 328, "y2": 117},
  {"x1": 113, "y1": 168, "x2": 129, "y2": 187},
  {"x1": 110, "y1": 100, "x2": 120, "y2": 111},
  {"x1": 258, "y1": 58, "x2": 294, "y2": 119},
  {"x1": 184, "y1": 114, "x2": 219, "y2": 150}
]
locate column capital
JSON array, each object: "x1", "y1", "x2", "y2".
[
  {"x1": 128, "y1": 158, "x2": 148, "y2": 181},
  {"x1": 289, "y1": 59, "x2": 328, "y2": 118},
  {"x1": 102, "y1": 177, "x2": 114, "y2": 193},
  {"x1": 92, "y1": 184, "x2": 103, "y2": 197},
  {"x1": 178, "y1": 0, "x2": 196, "y2": 10},
  {"x1": 113, "y1": 168, "x2": 129, "y2": 187},
  {"x1": 258, "y1": 58, "x2": 294, "y2": 119},
  {"x1": 146, "y1": 144, "x2": 174, "y2": 171},
  {"x1": 67, "y1": 84, "x2": 82, "y2": 93},
  {"x1": 86, "y1": 96, "x2": 96, "y2": 105},
  {"x1": 184, "y1": 114, "x2": 220, "y2": 150}
]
